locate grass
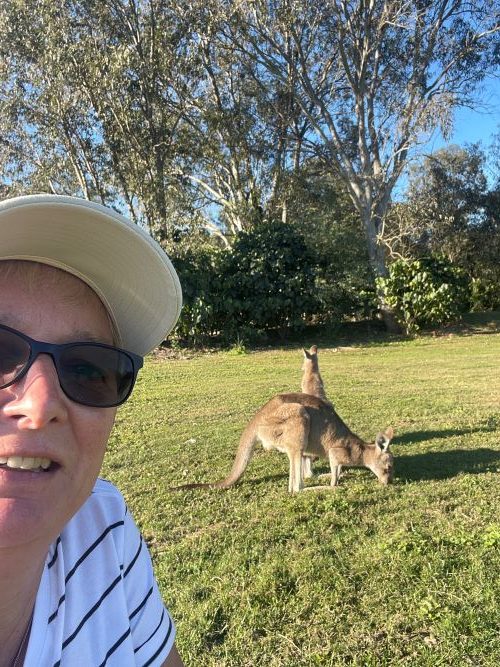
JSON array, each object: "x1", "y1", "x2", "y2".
[{"x1": 102, "y1": 314, "x2": 500, "y2": 666}]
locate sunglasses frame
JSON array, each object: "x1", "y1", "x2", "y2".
[{"x1": 0, "y1": 323, "x2": 144, "y2": 408}]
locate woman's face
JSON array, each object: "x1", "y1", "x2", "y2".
[{"x1": 0, "y1": 263, "x2": 117, "y2": 550}]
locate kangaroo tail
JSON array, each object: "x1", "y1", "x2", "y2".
[
  {"x1": 213, "y1": 419, "x2": 258, "y2": 488},
  {"x1": 170, "y1": 420, "x2": 258, "y2": 492}
]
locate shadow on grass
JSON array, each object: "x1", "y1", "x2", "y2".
[
  {"x1": 160, "y1": 310, "x2": 499, "y2": 355},
  {"x1": 396, "y1": 447, "x2": 500, "y2": 482},
  {"x1": 244, "y1": 471, "x2": 289, "y2": 487},
  {"x1": 395, "y1": 425, "x2": 497, "y2": 446},
  {"x1": 242, "y1": 311, "x2": 500, "y2": 354}
]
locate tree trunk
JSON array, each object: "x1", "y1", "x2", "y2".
[{"x1": 363, "y1": 212, "x2": 402, "y2": 334}]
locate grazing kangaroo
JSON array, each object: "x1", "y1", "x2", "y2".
[{"x1": 171, "y1": 393, "x2": 394, "y2": 494}]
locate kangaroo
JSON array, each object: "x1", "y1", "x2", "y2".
[
  {"x1": 171, "y1": 393, "x2": 394, "y2": 494},
  {"x1": 301, "y1": 345, "x2": 328, "y2": 402},
  {"x1": 300, "y1": 345, "x2": 329, "y2": 479}
]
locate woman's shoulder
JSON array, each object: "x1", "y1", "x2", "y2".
[
  {"x1": 87, "y1": 477, "x2": 128, "y2": 518},
  {"x1": 55, "y1": 478, "x2": 133, "y2": 560},
  {"x1": 91, "y1": 477, "x2": 126, "y2": 501}
]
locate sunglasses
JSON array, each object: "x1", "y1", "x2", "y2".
[{"x1": 0, "y1": 324, "x2": 143, "y2": 408}]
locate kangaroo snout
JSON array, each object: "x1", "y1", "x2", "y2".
[
  {"x1": 378, "y1": 465, "x2": 394, "y2": 485},
  {"x1": 371, "y1": 428, "x2": 395, "y2": 484}
]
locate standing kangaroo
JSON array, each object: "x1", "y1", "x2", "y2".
[
  {"x1": 172, "y1": 393, "x2": 394, "y2": 494},
  {"x1": 300, "y1": 345, "x2": 329, "y2": 478},
  {"x1": 301, "y1": 345, "x2": 328, "y2": 402}
]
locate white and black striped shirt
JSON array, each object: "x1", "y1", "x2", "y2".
[{"x1": 24, "y1": 479, "x2": 175, "y2": 666}]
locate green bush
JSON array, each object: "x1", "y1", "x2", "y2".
[
  {"x1": 470, "y1": 277, "x2": 500, "y2": 312},
  {"x1": 169, "y1": 244, "x2": 226, "y2": 346},
  {"x1": 222, "y1": 220, "x2": 320, "y2": 338},
  {"x1": 377, "y1": 256, "x2": 470, "y2": 334},
  {"x1": 169, "y1": 221, "x2": 321, "y2": 346}
]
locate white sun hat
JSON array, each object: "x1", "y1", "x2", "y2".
[{"x1": 0, "y1": 194, "x2": 182, "y2": 356}]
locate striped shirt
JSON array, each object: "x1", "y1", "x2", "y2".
[{"x1": 24, "y1": 479, "x2": 176, "y2": 666}]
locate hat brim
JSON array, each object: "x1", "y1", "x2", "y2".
[{"x1": 0, "y1": 195, "x2": 182, "y2": 356}]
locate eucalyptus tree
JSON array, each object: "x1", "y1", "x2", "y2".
[
  {"x1": 408, "y1": 144, "x2": 489, "y2": 252},
  {"x1": 380, "y1": 143, "x2": 490, "y2": 261},
  {"x1": 0, "y1": 0, "x2": 312, "y2": 243},
  {"x1": 171, "y1": 9, "x2": 309, "y2": 240},
  {"x1": 0, "y1": 0, "x2": 218, "y2": 237},
  {"x1": 224, "y1": 0, "x2": 499, "y2": 326},
  {"x1": 0, "y1": 2, "x2": 111, "y2": 199},
  {"x1": 406, "y1": 143, "x2": 500, "y2": 287}
]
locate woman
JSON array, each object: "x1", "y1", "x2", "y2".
[{"x1": 0, "y1": 195, "x2": 184, "y2": 666}]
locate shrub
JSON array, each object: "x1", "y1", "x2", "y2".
[
  {"x1": 169, "y1": 244, "x2": 226, "y2": 346},
  {"x1": 470, "y1": 277, "x2": 500, "y2": 312},
  {"x1": 377, "y1": 256, "x2": 470, "y2": 334},
  {"x1": 222, "y1": 220, "x2": 320, "y2": 337}
]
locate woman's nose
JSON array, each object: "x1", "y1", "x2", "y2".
[{"x1": 2, "y1": 354, "x2": 69, "y2": 428}]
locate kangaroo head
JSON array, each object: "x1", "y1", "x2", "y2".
[
  {"x1": 371, "y1": 426, "x2": 394, "y2": 485},
  {"x1": 302, "y1": 345, "x2": 319, "y2": 370}
]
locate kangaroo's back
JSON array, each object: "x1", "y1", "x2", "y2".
[
  {"x1": 266, "y1": 393, "x2": 394, "y2": 485},
  {"x1": 270, "y1": 392, "x2": 358, "y2": 456}
]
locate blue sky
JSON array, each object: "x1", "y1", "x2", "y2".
[
  {"x1": 424, "y1": 76, "x2": 499, "y2": 152},
  {"x1": 395, "y1": 77, "x2": 499, "y2": 196}
]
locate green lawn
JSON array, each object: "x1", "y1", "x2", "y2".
[{"x1": 103, "y1": 317, "x2": 500, "y2": 666}]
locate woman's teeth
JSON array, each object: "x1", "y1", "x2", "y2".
[{"x1": 0, "y1": 456, "x2": 52, "y2": 470}]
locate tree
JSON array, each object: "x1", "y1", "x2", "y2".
[
  {"x1": 166, "y1": 2, "x2": 315, "y2": 242},
  {"x1": 223, "y1": 0, "x2": 499, "y2": 327},
  {"x1": 285, "y1": 163, "x2": 377, "y2": 321},
  {"x1": 0, "y1": 0, "x2": 312, "y2": 243},
  {"x1": 0, "y1": 0, "x2": 195, "y2": 236},
  {"x1": 406, "y1": 144, "x2": 488, "y2": 256},
  {"x1": 405, "y1": 143, "x2": 500, "y2": 289},
  {"x1": 380, "y1": 143, "x2": 491, "y2": 261},
  {"x1": 380, "y1": 141, "x2": 500, "y2": 311}
]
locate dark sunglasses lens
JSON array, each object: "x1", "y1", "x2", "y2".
[
  {"x1": 0, "y1": 328, "x2": 31, "y2": 387},
  {"x1": 58, "y1": 345, "x2": 136, "y2": 407}
]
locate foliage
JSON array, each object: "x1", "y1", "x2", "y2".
[
  {"x1": 226, "y1": 0, "x2": 500, "y2": 311},
  {"x1": 405, "y1": 144, "x2": 491, "y2": 260},
  {"x1": 169, "y1": 220, "x2": 321, "y2": 346},
  {"x1": 104, "y1": 322, "x2": 500, "y2": 666},
  {"x1": 470, "y1": 277, "x2": 500, "y2": 312},
  {"x1": 378, "y1": 256, "x2": 471, "y2": 334},
  {"x1": 388, "y1": 143, "x2": 500, "y2": 307},
  {"x1": 285, "y1": 166, "x2": 378, "y2": 321},
  {"x1": 222, "y1": 219, "x2": 320, "y2": 338},
  {"x1": 463, "y1": 185, "x2": 500, "y2": 295},
  {"x1": 1, "y1": 1, "x2": 498, "y2": 287},
  {"x1": 169, "y1": 242, "x2": 226, "y2": 347},
  {"x1": 1, "y1": 1, "x2": 498, "y2": 335},
  {"x1": 0, "y1": 0, "x2": 309, "y2": 239}
]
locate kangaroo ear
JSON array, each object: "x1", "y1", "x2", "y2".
[{"x1": 376, "y1": 427, "x2": 393, "y2": 451}]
